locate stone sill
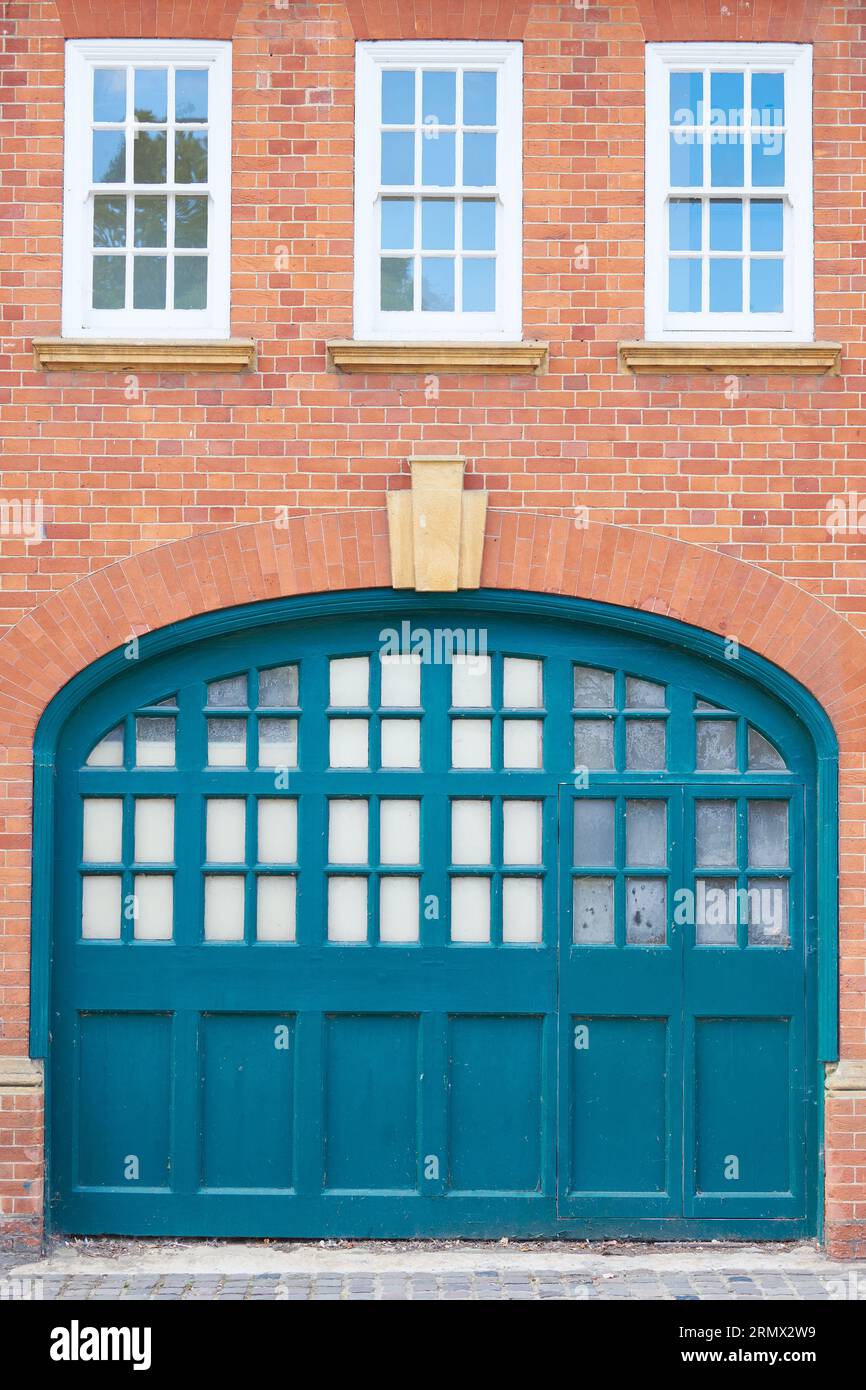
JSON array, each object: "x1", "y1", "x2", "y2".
[
  {"x1": 619, "y1": 341, "x2": 842, "y2": 376},
  {"x1": 327, "y1": 340, "x2": 548, "y2": 374},
  {"x1": 32, "y1": 338, "x2": 256, "y2": 373}
]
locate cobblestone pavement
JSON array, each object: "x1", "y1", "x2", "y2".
[{"x1": 5, "y1": 1268, "x2": 856, "y2": 1300}]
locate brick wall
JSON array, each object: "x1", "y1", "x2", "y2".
[{"x1": 1, "y1": 0, "x2": 865, "y2": 1253}]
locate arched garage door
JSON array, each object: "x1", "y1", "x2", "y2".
[{"x1": 47, "y1": 595, "x2": 819, "y2": 1238}]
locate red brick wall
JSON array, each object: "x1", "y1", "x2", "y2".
[{"x1": 1, "y1": 0, "x2": 865, "y2": 1253}]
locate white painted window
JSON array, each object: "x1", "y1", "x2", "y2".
[
  {"x1": 645, "y1": 43, "x2": 812, "y2": 341},
  {"x1": 63, "y1": 39, "x2": 231, "y2": 339},
  {"x1": 354, "y1": 41, "x2": 522, "y2": 341}
]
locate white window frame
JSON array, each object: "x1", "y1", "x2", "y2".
[
  {"x1": 645, "y1": 43, "x2": 813, "y2": 342},
  {"x1": 63, "y1": 39, "x2": 231, "y2": 340},
  {"x1": 353, "y1": 40, "x2": 522, "y2": 342}
]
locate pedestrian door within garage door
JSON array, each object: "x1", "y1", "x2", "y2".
[{"x1": 49, "y1": 603, "x2": 817, "y2": 1238}]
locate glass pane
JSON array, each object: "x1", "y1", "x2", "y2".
[
  {"x1": 174, "y1": 255, "x2": 207, "y2": 310},
  {"x1": 92, "y1": 255, "x2": 125, "y2": 309},
  {"x1": 133, "y1": 256, "x2": 167, "y2": 309},
  {"x1": 422, "y1": 70, "x2": 455, "y2": 124},
  {"x1": 208, "y1": 673, "x2": 247, "y2": 706},
  {"x1": 462, "y1": 258, "x2": 495, "y2": 311},
  {"x1": 93, "y1": 130, "x2": 126, "y2": 183},
  {"x1": 752, "y1": 73, "x2": 784, "y2": 125},
  {"x1": 626, "y1": 878, "x2": 666, "y2": 945},
  {"x1": 330, "y1": 655, "x2": 369, "y2": 706},
  {"x1": 328, "y1": 876, "x2": 368, "y2": 942},
  {"x1": 463, "y1": 199, "x2": 495, "y2": 250},
  {"x1": 257, "y1": 876, "x2": 296, "y2": 942},
  {"x1": 574, "y1": 719, "x2": 614, "y2": 770},
  {"x1": 695, "y1": 799, "x2": 736, "y2": 866},
  {"x1": 696, "y1": 878, "x2": 739, "y2": 945},
  {"x1": 747, "y1": 877, "x2": 789, "y2": 946},
  {"x1": 421, "y1": 198, "x2": 454, "y2": 249},
  {"x1": 87, "y1": 724, "x2": 124, "y2": 767},
  {"x1": 450, "y1": 877, "x2": 490, "y2": 942},
  {"x1": 382, "y1": 131, "x2": 414, "y2": 184},
  {"x1": 94, "y1": 195, "x2": 127, "y2": 247},
  {"x1": 710, "y1": 70, "x2": 743, "y2": 124},
  {"x1": 748, "y1": 726, "x2": 787, "y2": 771},
  {"x1": 751, "y1": 132, "x2": 784, "y2": 186},
  {"x1": 136, "y1": 716, "x2": 175, "y2": 767},
  {"x1": 175, "y1": 196, "x2": 208, "y2": 247},
  {"x1": 451, "y1": 800, "x2": 491, "y2": 865},
  {"x1": 696, "y1": 719, "x2": 737, "y2": 770},
  {"x1": 258, "y1": 799, "x2": 298, "y2": 864},
  {"x1": 382, "y1": 70, "x2": 414, "y2": 124},
  {"x1": 574, "y1": 666, "x2": 614, "y2": 708},
  {"x1": 81, "y1": 875, "x2": 122, "y2": 939},
  {"x1": 709, "y1": 257, "x2": 742, "y2": 312},
  {"x1": 750, "y1": 259, "x2": 783, "y2": 313},
  {"x1": 573, "y1": 876, "x2": 613, "y2": 944},
  {"x1": 133, "y1": 874, "x2": 173, "y2": 940},
  {"x1": 669, "y1": 199, "x2": 701, "y2": 251},
  {"x1": 134, "y1": 798, "x2": 174, "y2": 863},
  {"x1": 204, "y1": 875, "x2": 245, "y2": 941},
  {"x1": 258, "y1": 718, "x2": 298, "y2": 769},
  {"x1": 380, "y1": 653, "x2": 421, "y2": 706},
  {"x1": 463, "y1": 132, "x2": 495, "y2": 186},
  {"x1": 134, "y1": 195, "x2": 167, "y2": 247},
  {"x1": 503, "y1": 657, "x2": 542, "y2": 708},
  {"x1": 93, "y1": 68, "x2": 126, "y2": 122},
  {"x1": 259, "y1": 664, "x2": 298, "y2": 707},
  {"x1": 463, "y1": 71, "x2": 496, "y2": 126},
  {"x1": 329, "y1": 799, "x2": 368, "y2": 865},
  {"x1": 709, "y1": 199, "x2": 743, "y2": 250},
  {"x1": 503, "y1": 719, "x2": 542, "y2": 769},
  {"x1": 710, "y1": 132, "x2": 744, "y2": 186},
  {"x1": 670, "y1": 131, "x2": 703, "y2": 186},
  {"x1": 381, "y1": 718, "x2": 421, "y2": 768},
  {"x1": 625, "y1": 677, "x2": 665, "y2": 708},
  {"x1": 750, "y1": 199, "x2": 783, "y2": 251},
  {"x1": 625, "y1": 720, "x2": 665, "y2": 770},
  {"x1": 574, "y1": 799, "x2": 615, "y2": 867},
  {"x1": 503, "y1": 800, "x2": 542, "y2": 865},
  {"x1": 451, "y1": 653, "x2": 491, "y2": 707},
  {"x1": 381, "y1": 198, "x2": 414, "y2": 249},
  {"x1": 379, "y1": 877, "x2": 420, "y2": 942},
  {"x1": 175, "y1": 131, "x2": 207, "y2": 182},
  {"x1": 175, "y1": 69, "x2": 208, "y2": 122},
  {"x1": 83, "y1": 798, "x2": 123, "y2": 863},
  {"x1": 329, "y1": 718, "x2": 369, "y2": 769},
  {"x1": 669, "y1": 258, "x2": 701, "y2": 311},
  {"x1": 207, "y1": 717, "x2": 246, "y2": 767},
  {"x1": 380, "y1": 800, "x2": 420, "y2": 865},
  {"x1": 502, "y1": 878, "x2": 542, "y2": 944},
  {"x1": 206, "y1": 799, "x2": 246, "y2": 864},
  {"x1": 748, "y1": 800, "x2": 788, "y2": 868},
  {"x1": 421, "y1": 257, "x2": 454, "y2": 311},
  {"x1": 133, "y1": 131, "x2": 166, "y2": 183},
  {"x1": 381, "y1": 257, "x2": 413, "y2": 309},
  {"x1": 421, "y1": 130, "x2": 455, "y2": 186},
  {"x1": 670, "y1": 71, "x2": 703, "y2": 124},
  {"x1": 451, "y1": 718, "x2": 491, "y2": 769},
  {"x1": 626, "y1": 800, "x2": 667, "y2": 867},
  {"x1": 134, "y1": 68, "x2": 167, "y2": 122}
]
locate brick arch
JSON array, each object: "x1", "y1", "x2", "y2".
[{"x1": 0, "y1": 510, "x2": 864, "y2": 754}]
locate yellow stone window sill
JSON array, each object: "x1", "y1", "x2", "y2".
[
  {"x1": 327, "y1": 340, "x2": 548, "y2": 374},
  {"x1": 32, "y1": 338, "x2": 257, "y2": 373},
  {"x1": 619, "y1": 341, "x2": 842, "y2": 375}
]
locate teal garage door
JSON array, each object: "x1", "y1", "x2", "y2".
[{"x1": 47, "y1": 598, "x2": 818, "y2": 1238}]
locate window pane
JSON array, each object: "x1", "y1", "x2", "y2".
[
  {"x1": 463, "y1": 71, "x2": 496, "y2": 126},
  {"x1": 574, "y1": 666, "x2": 614, "y2": 708},
  {"x1": 750, "y1": 199, "x2": 783, "y2": 251},
  {"x1": 134, "y1": 131, "x2": 167, "y2": 183},
  {"x1": 173, "y1": 256, "x2": 207, "y2": 309},
  {"x1": 258, "y1": 718, "x2": 298, "y2": 769},
  {"x1": 134, "y1": 797, "x2": 175, "y2": 863},
  {"x1": 380, "y1": 653, "x2": 421, "y2": 706},
  {"x1": 451, "y1": 718, "x2": 491, "y2": 768},
  {"x1": 422, "y1": 70, "x2": 456, "y2": 125},
  {"x1": 422, "y1": 130, "x2": 455, "y2": 186},
  {"x1": 175, "y1": 69, "x2": 208, "y2": 122},
  {"x1": 204, "y1": 875, "x2": 245, "y2": 941},
  {"x1": 329, "y1": 799, "x2": 368, "y2": 865},
  {"x1": 709, "y1": 258, "x2": 742, "y2": 312},
  {"x1": 382, "y1": 131, "x2": 414, "y2": 183},
  {"x1": 329, "y1": 718, "x2": 369, "y2": 769},
  {"x1": 750, "y1": 258, "x2": 783, "y2": 313},
  {"x1": 421, "y1": 199, "x2": 455, "y2": 249},
  {"x1": 136, "y1": 716, "x2": 175, "y2": 767},
  {"x1": 93, "y1": 195, "x2": 127, "y2": 247},
  {"x1": 669, "y1": 131, "x2": 703, "y2": 186},
  {"x1": 206, "y1": 799, "x2": 246, "y2": 864},
  {"x1": 133, "y1": 256, "x2": 167, "y2": 309},
  {"x1": 93, "y1": 130, "x2": 126, "y2": 183},
  {"x1": 330, "y1": 656, "x2": 369, "y2": 706},
  {"x1": 207, "y1": 673, "x2": 247, "y2": 706},
  {"x1": 381, "y1": 198, "x2": 414, "y2": 249},
  {"x1": 83, "y1": 798, "x2": 123, "y2": 863},
  {"x1": 381, "y1": 258, "x2": 413, "y2": 310},
  {"x1": 626, "y1": 878, "x2": 666, "y2": 945},
  {"x1": 696, "y1": 878, "x2": 740, "y2": 945},
  {"x1": 462, "y1": 257, "x2": 495, "y2": 311},
  {"x1": 625, "y1": 720, "x2": 665, "y2": 770},
  {"x1": 669, "y1": 198, "x2": 701, "y2": 251},
  {"x1": 451, "y1": 800, "x2": 491, "y2": 865},
  {"x1": 696, "y1": 719, "x2": 737, "y2": 770},
  {"x1": 748, "y1": 726, "x2": 787, "y2": 771},
  {"x1": 710, "y1": 131, "x2": 744, "y2": 186},
  {"x1": 670, "y1": 71, "x2": 703, "y2": 124},
  {"x1": 175, "y1": 196, "x2": 208, "y2": 247},
  {"x1": 257, "y1": 876, "x2": 296, "y2": 942},
  {"x1": 382, "y1": 70, "x2": 414, "y2": 124},
  {"x1": 134, "y1": 68, "x2": 167, "y2": 122},
  {"x1": 669, "y1": 258, "x2": 701, "y2": 311},
  {"x1": 748, "y1": 800, "x2": 788, "y2": 868},
  {"x1": 175, "y1": 131, "x2": 207, "y2": 182},
  {"x1": 502, "y1": 878, "x2": 542, "y2": 944},
  {"x1": 133, "y1": 874, "x2": 173, "y2": 940},
  {"x1": 574, "y1": 720, "x2": 614, "y2": 770},
  {"x1": 503, "y1": 719, "x2": 542, "y2": 769},
  {"x1": 751, "y1": 72, "x2": 784, "y2": 125},
  {"x1": 134, "y1": 195, "x2": 167, "y2": 247},
  {"x1": 695, "y1": 799, "x2": 736, "y2": 867},
  {"x1": 573, "y1": 876, "x2": 613, "y2": 944},
  {"x1": 93, "y1": 68, "x2": 126, "y2": 122},
  {"x1": 503, "y1": 657, "x2": 542, "y2": 708},
  {"x1": 463, "y1": 132, "x2": 495, "y2": 186},
  {"x1": 751, "y1": 132, "x2": 784, "y2": 186},
  {"x1": 421, "y1": 257, "x2": 454, "y2": 310},
  {"x1": 747, "y1": 877, "x2": 789, "y2": 946},
  {"x1": 626, "y1": 800, "x2": 667, "y2": 867},
  {"x1": 710, "y1": 70, "x2": 743, "y2": 125},
  {"x1": 93, "y1": 255, "x2": 125, "y2": 309},
  {"x1": 380, "y1": 800, "x2": 420, "y2": 865},
  {"x1": 709, "y1": 199, "x2": 743, "y2": 250},
  {"x1": 86, "y1": 724, "x2": 124, "y2": 767},
  {"x1": 462, "y1": 199, "x2": 495, "y2": 250},
  {"x1": 379, "y1": 877, "x2": 420, "y2": 942},
  {"x1": 328, "y1": 876, "x2": 368, "y2": 942},
  {"x1": 625, "y1": 677, "x2": 665, "y2": 708},
  {"x1": 206, "y1": 717, "x2": 245, "y2": 767},
  {"x1": 258, "y1": 800, "x2": 298, "y2": 864},
  {"x1": 259, "y1": 664, "x2": 298, "y2": 707},
  {"x1": 503, "y1": 800, "x2": 542, "y2": 865},
  {"x1": 380, "y1": 718, "x2": 421, "y2": 768},
  {"x1": 450, "y1": 877, "x2": 490, "y2": 942},
  {"x1": 82, "y1": 875, "x2": 122, "y2": 939},
  {"x1": 451, "y1": 653, "x2": 491, "y2": 706},
  {"x1": 574, "y1": 799, "x2": 615, "y2": 867}
]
